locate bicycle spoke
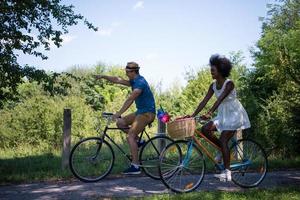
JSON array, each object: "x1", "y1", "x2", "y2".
[
  {"x1": 159, "y1": 140, "x2": 205, "y2": 193},
  {"x1": 163, "y1": 165, "x2": 180, "y2": 177},
  {"x1": 69, "y1": 138, "x2": 114, "y2": 182},
  {"x1": 230, "y1": 139, "x2": 268, "y2": 188},
  {"x1": 139, "y1": 136, "x2": 173, "y2": 180},
  {"x1": 166, "y1": 166, "x2": 182, "y2": 184}
]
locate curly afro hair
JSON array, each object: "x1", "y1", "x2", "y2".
[{"x1": 209, "y1": 54, "x2": 232, "y2": 78}]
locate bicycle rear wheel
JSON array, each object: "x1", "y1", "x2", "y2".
[
  {"x1": 159, "y1": 140, "x2": 206, "y2": 193},
  {"x1": 69, "y1": 137, "x2": 114, "y2": 182},
  {"x1": 139, "y1": 135, "x2": 173, "y2": 179},
  {"x1": 230, "y1": 138, "x2": 268, "y2": 188}
]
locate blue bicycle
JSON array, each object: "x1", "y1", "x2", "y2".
[{"x1": 158, "y1": 117, "x2": 268, "y2": 193}]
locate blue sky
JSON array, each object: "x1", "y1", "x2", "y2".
[{"x1": 18, "y1": 0, "x2": 273, "y2": 90}]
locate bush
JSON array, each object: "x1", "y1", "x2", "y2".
[{"x1": 0, "y1": 92, "x2": 96, "y2": 150}]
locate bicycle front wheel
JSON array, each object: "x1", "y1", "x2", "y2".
[
  {"x1": 159, "y1": 140, "x2": 206, "y2": 193},
  {"x1": 230, "y1": 138, "x2": 268, "y2": 188},
  {"x1": 139, "y1": 135, "x2": 173, "y2": 179},
  {"x1": 69, "y1": 137, "x2": 114, "y2": 182}
]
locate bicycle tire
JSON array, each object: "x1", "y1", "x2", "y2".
[
  {"x1": 69, "y1": 137, "x2": 114, "y2": 182},
  {"x1": 230, "y1": 138, "x2": 268, "y2": 188},
  {"x1": 159, "y1": 140, "x2": 206, "y2": 193},
  {"x1": 139, "y1": 135, "x2": 173, "y2": 179}
]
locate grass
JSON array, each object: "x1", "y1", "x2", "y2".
[
  {"x1": 0, "y1": 146, "x2": 70, "y2": 184},
  {"x1": 267, "y1": 155, "x2": 300, "y2": 170},
  {"x1": 0, "y1": 143, "x2": 132, "y2": 184},
  {"x1": 125, "y1": 187, "x2": 300, "y2": 200},
  {"x1": 1, "y1": 142, "x2": 300, "y2": 184}
]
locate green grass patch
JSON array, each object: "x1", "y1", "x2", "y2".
[
  {"x1": 125, "y1": 187, "x2": 300, "y2": 200},
  {"x1": 0, "y1": 143, "x2": 132, "y2": 184},
  {"x1": 0, "y1": 146, "x2": 70, "y2": 184},
  {"x1": 267, "y1": 156, "x2": 300, "y2": 170}
]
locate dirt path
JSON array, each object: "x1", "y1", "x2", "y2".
[{"x1": 1, "y1": 170, "x2": 300, "y2": 200}]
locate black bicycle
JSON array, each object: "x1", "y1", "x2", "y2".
[{"x1": 69, "y1": 112, "x2": 173, "y2": 182}]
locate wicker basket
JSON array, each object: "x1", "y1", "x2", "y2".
[{"x1": 167, "y1": 118, "x2": 196, "y2": 139}]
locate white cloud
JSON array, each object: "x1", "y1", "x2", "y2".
[
  {"x1": 61, "y1": 35, "x2": 76, "y2": 45},
  {"x1": 133, "y1": 1, "x2": 144, "y2": 10},
  {"x1": 97, "y1": 28, "x2": 113, "y2": 36},
  {"x1": 96, "y1": 22, "x2": 121, "y2": 37},
  {"x1": 145, "y1": 53, "x2": 158, "y2": 60},
  {"x1": 111, "y1": 22, "x2": 121, "y2": 27}
]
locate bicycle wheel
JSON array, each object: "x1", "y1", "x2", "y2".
[
  {"x1": 159, "y1": 140, "x2": 206, "y2": 193},
  {"x1": 139, "y1": 135, "x2": 173, "y2": 179},
  {"x1": 69, "y1": 137, "x2": 114, "y2": 182},
  {"x1": 230, "y1": 138, "x2": 268, "y2": 188}
]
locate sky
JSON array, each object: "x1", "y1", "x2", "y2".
[{"x1": 18, "y1": 0, "x2": 273, "y2": 90}]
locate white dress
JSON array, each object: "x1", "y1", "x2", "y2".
[{"x1": 212, "y1": 79, "x2": 251, "y2": 132}]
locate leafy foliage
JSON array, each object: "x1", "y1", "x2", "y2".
[
  {"x1": 250, "y1": 0, "x2": 300, "y2": 156},
  {"x1": 0, "y1": 0, "x2": 299, "y2": 160},
  {"x1": 0, "y1": 0, "x2": 97, "y2": 108}
]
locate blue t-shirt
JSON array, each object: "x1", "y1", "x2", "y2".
[{"x1": 130, "y1": 75, "x2": 156, "y2": 114}]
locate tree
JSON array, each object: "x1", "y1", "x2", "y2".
[
  {"x1": 0, "y1": 0, "x2": 97, "y2": 107},
  {"x1": 250, "y1": 0, "x2": 300, "y2": 156}
]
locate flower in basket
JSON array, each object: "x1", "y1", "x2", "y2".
[
  {"x1": 157, "y1": 106, "x2": 171, "y2": 123},
  {"x1": 161, "y1": 112, "x2": 171, "y2": 123}
]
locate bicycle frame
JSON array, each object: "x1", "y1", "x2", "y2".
[
  {"x1": 189, "y1": 129, "x2": 242, "y2": 171},
  {"x1": 97, "y1": 116, "x2": 153, "y2": 162}
]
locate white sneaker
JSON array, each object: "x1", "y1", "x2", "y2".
[
  {"x1": 214, "y1": 153, "x2": 222, "y2": 163},
  {"x1": 214, "y1": 169, "x2": 231, "y2": 182},
  {"x1": 226, "y1": 169, "x2": 232, "y2": 181}
]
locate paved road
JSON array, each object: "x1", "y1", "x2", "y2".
[{"x1": 1, "y1": 171, "x2": 300, "y2": 200}]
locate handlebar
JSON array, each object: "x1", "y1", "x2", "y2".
[
  {"x1": 101, "y1": 112, "x2": 114, "y2": 124},
  {"x1": 102, "y1": 112, "x2": 114, "y2": 117},
  {"x1": 193, "y1": 116, "x2": 209, "y2": 124},
  {"x1": 102, "y1": 112, "x2": 208, "y2": 125}
]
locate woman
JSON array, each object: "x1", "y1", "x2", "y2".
[{"x1": 190, "y1": 54, "x2": 250, "y2": 181}]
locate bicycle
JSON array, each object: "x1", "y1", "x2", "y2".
[
  {"x1": 158, "y1": 117, "x2": 268, "y2": 193},
  {"x1": 69, "y1": 112, "x2": 173, "y2": 182}
]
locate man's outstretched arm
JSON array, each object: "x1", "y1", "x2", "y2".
[{"x1": 95, "y1": 75, "x2": 130, "y2": 86}]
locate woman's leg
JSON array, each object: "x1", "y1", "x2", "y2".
[
  {"x1": 201, "y1": 121, "x2": 221, "y2": 148},
  {"x1": 220, "y1": 130, "x2": 235, "y2": 169}
]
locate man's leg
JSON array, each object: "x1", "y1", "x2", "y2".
[
  {"x1": 127, "y1": 113, "x2": 155, "y2": 165},
  {"x1": 117, "y1": 113, "x2": 143, "y2": 142},
  {"x1": 116, "y1": 113, "x2": 135, "y2": 133}
]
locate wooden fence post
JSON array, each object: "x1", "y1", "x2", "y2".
[
  {"x1": 233, "y1": 129, "x2": 243, "y2": 160},
  {"x1": 62, "y1": 108, "x2": 71, "y2": 170},
  {"x1": 156, "y1": 119, "x2": 166, "y2": 152}
]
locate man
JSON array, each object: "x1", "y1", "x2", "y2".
[{"x1": 94, "y1": 62, "x2": 156, "y2": 174}]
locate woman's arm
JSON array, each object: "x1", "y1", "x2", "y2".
[
  {"x1": 207, "y1": 80, "x2": 234, "y2": 116},
  {"x1": 191, "y1": 83, "x2": 214, "y2": 117},
  {"x1": 95, "y1": 75, "x2": 130, "y2": 86}
]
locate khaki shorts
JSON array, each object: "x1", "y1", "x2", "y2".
[{"x1": 122, "y1": 112, "x2": 155, "y2": 135}]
